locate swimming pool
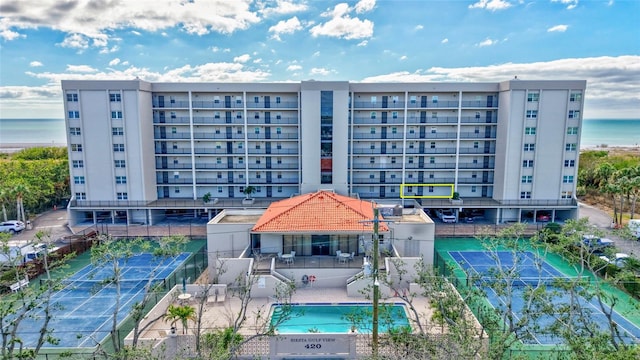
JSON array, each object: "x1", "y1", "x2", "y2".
[{"x1": 270, "y1": 303, "x2": 410, "y2": 334}]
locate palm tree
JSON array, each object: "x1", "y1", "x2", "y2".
[
  {"x1": 164, "y1": 304, "x2": 196, "y2": 335},
  {"x1": 12, "y1": 182, "x2": 28, "y2": 223},
  {"x1": 0, "y1": 188, "x2": 9, "y2": 222}
]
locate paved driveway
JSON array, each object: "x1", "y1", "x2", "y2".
[{"x1": 579, "y1": 202, "x2": 639, "y2": 258}]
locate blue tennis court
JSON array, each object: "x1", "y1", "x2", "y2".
[
  {"x1": 449, "y1": 251, "x2": 640, "y2": 345},
  {"x1": 15, "y1": 252, "x2": 191, "y2": 349}
]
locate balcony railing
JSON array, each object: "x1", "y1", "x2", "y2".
[{"x1": 245, "y1": 101, "x2": 298, "y2": 109}]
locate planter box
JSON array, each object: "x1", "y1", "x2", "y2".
[
  {"x1": 450, "y1": 199, "x2": 463, "y2": 205},
  {"x1": 242, "y1": 198, "x2": 255, "y2": 205}
]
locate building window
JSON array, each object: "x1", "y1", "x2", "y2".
[
  {"x1": 371, "y1": 96, "x2": 377, "y2": 105},
  {"x1": 523, "y1": 160, "x2": 534, "y2": 167},
  {"x1": 391, "y1": 157, "x2": 396, "y2": 164},
  {"x1": 370, "y1": 157, "x2": 375, "y2": 164},
  {"x1": 521, "y1": 175, "x2": 533, "y2": 183},
  {"x1": 72, "y1": 160, "x2": 84, "y2": 168},
  {"x1": 526, "y1": 110, "x2": 538, "y2": 119},
  {"x1": 73, "y1": 176, "x2": 85, "y2": 184},
  {"x1": 520, "y1": 191, "x2": 532, "y2": 199},
  {"x1": 115, "y1": 176, "x2": 127, "y2": 184},
  {"x1": 277, "y1": 186, "x2": 283, "y2": 193},
  {"x1": 71, "y1": 144, "x2": 82, "y2": 152},
  {"x1": 408, "y1": 157, "x2": 414, "y2": 164},
  {"x1": 527, "y1": 92, "x2": 540, "y2": 102},
  {"x1": 370, "y1": 143, "x2": 375, "y2": 150},
  {"x1": 568, "y1": 110, "x2": 580, "y2": 119},
  {"x1": 254, "y1": 127, "x2": 260, "y2": 134},
  {"x1": 430, "y1": 142, "x2": 436, "y2": 149},
  {"x1": 109, "y1": 93, "x2": 121, "y2": 102},
  {"x1": 70, "y1": 127, "x2": 81, "y2": 136},
  {"x1": 75, "y1": 192, "x2": 86, "y2": 200},
  {"x1": 254, "y1": 96, "x2": 259, "y2": 103},
  {"x1": 432, "y1": 112, "x2": 437, "y2": 118},
  {"x1": 111, "y1": 111, "x2": 123, "y2": 119},
  {"x1": 114, "y1": 160, "x2": 126, "y2": 168},
  {"x1": 370, "y1": 127, "x2": 376, "y2": 134},
  {"x1": 112, "y1": 127, "x2": 124, "y2": 135},
  {"x1": 524, "y1": 143, "x2": 535, "y2": 151},
  {"x1": 113, "y1": 144, "x2": 125, "y2": 152},
  {"x1": 370, "y1": 112, "x2": 376, "y2": 119},
  {"x1": 218, "y1": 186, "x2": 223, "y2": 193},
  {"x1": 431, "y1": 127, "x2": 437, "y2": 134},
  {"x1": 561, "y1": 191, "x2": 573, "y2": 199},
  {"x1": 238, "y1": 157, "x2": 244, "y2": 164},
  {"x1": 66, "y1": 93, "x2": 78, "y2": 102},
  {"x1": 471, "y1": 186, "x2": 477, "y2": 193},
  {"x1": 564, "y1": 160, "x2": 575, "y2": 167},
  {"x1": 563, "y1": 175, "x2": 574, "y2": 183},
  {"x1": 429, "y1": 157, "x2": 435, "y2": 164},
  {"x1": 410, "y1": 96, "x2": 416, "y2": 104},
  {"x1": 214, "y1": 112, "x2": 221, "y2": 119},
  {"x1": 525, "y1": 127, "x2": 536, "y2": 135},
  {"x1": 213, "y1": 96, "x2": 220, "y2": 104},
  {"x1": 392, "y1": 111, "x2": 398, "y2": 119},
  {"x1": 570, "y1": 92, "x2": 582, "y2": 102},
  {"x1": 254, "y1": 112, "x2": 260, "y2": 119},
  {"x1": 473, "y1": 141, "x2": 479, "y2": 149},
  {"x1": 475, "y1": 111, "x2": 481, "y2": 119},
  {"x1": 236, "y1": 98, "x2": 242, "y2": 105},
  {"x1": 276, "y1": 96, "x2": 281, "y2": 104},
  {"x1": 565, "y1": 143, "x2": 577, "y2": 151},
  {"x1": 276, "y1": 127, "x2": 282, "y2": 134},
  {"x1": 236, "y1": 113, "x2": 242, "y2": 119},
  {"x1": 174, "y1": 187, "x2": 180, "y2": 194},
  {"x1": 391, "y1": 127, "x2": 397, "y2": 134},
  {"x1": 117, "y1": 192, "x2": 128, "y2": 200},
  {"x1": 432, "y1": 96, "x2": 438, "y2": 103},
  {"x1": 567, "y1": 127, "x2": 579, "y2": 135},
  {"x1": 68, "y1": 111, "x2": 80, "y2": 118}
]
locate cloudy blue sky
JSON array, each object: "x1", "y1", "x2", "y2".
[{"x1": 0, "y1": 0, "x2": 638, "y2": 119}]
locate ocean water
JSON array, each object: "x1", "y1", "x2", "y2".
[
  {"x1": 0, "y1": 118, "x2": 67, "y2": 146},
  {"x1": 580, "y1": 119, "x2": 640, "y2": 148},
  {"x1": 0, "y1": 118, "x2": 638, "y2": 149}
]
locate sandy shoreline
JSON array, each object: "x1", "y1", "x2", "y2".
[{"x1": 0, "y1": 142, "x2": 67, "y2": 153}]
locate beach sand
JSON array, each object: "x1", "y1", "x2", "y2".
[{"x1": 0, "y1": 142, "x2": 67, "y2": 153}]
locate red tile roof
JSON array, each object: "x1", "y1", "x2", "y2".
[{"x1": 251, "y1": 190, "x2": 389, "y2": 233}]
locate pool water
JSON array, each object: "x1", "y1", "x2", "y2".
[{"x1": 270, "y1": 304, "x2": 410, "y2": 334}]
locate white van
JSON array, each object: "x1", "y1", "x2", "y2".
[
  {"x1": 629, "y1": 219, "x2": 640, "y2": 240},
  {"x1": 440, "y1": 209, "x2": 457, "y2": 223}
]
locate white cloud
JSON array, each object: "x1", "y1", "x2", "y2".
[
  {"x1": 552, "y1": 0, "x2": 579, "y2": 10},
  {"x1": 59, "y1": 33, "x2": 90, "y2": 50},
  {"x1": 361, "y1": 56, "x2": 640, "y2": 118},
  {"x1": 357, "y1": 40, "x2": 368, "y2": 47},
  {"x1": 260, "y1": 0, "x2": 308, "y2": 17},
  {"x1": 399, "y1": 55, "x2": 407, "y2": 61},
  {"x1": 312, "y1": 51, "x2": 320, "y2": 57},
  {"x1": 0, "y1": 28, "x2": 25, "y2": 41},
  {"x1": 548, "y1": 24, "x2": 568, "y2": 32},
  {"x1": 468, "y1": 0, "x2": 513, "y2": 11},
  {"x1": 131, "y1": 31, "x2": 142, "y2": 36},
  {"x1": 29, "y1": 61, "x2": 43, "y2": 67},
  {"x1": 310, "y1": 67, "x2": 331, "y2": 76},
  {"x1": 287, "y1": 64, "x2": 302, "y2": 71},
  {"x1": 414, "y1": 25, "x2": 424, "y2": 31},
  {"x1": 0, "y1": 0, "x2": 260, "y2": 51},
  {"x1": 234, "y1": 54, "x2": 251, "y2": 63},
  {"x1": 309, "y1": 3, "x2": 374, "y2": 40},
  {"x1": 477, "y1": 38, "x2": 498, "y2": 47},
  {"x1": 109, "y1": 58, "x2": 121, "y2": 66},
  {"x1": 355, "y1": 0, "x2": 376, "y2": 13},
  {"x1": 66, "y1": 65, "x2": 97, "y2": 73},
  {"x1": 269, "y1": 16, "x2": 303, "y2": 41},
  {"x1": 441, "y1": 38, "x2": 449, "y2": 44}
]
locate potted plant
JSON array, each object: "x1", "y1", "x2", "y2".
[
  {"x1": 203, "y1": 192, "x2": 212, "y2": 204},
  {"x1": 242, "y1": 185, "x2": 256, "y2": 204},
  {"x1": 450, "y1": 191, "x2": 463, "y2": 205}
]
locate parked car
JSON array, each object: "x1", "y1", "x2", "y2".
[
  {"x1": 439, "y1": 209, "x2": 457, "y2": 223},
  {"x1": 599, "y1": 253, "x2": 630, "y2": 268},
  {"x1": 0, "y1": 220, "x2": 25, "y2": 234},
  {"x1": 583, "y1": 235, "x2": 615, "y2": 252},
  {"x1": 537, "y1": 213, "x2": 551, "y2": 222}
]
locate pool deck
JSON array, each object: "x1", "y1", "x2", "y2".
[{"x1": 139, "y1": 286, "x2": 435, "y2": 339}]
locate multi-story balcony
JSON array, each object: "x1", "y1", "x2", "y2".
[
  {"x1": 351, "y1": 117, "x2": 405, "y2": 125},
  {"x1": 247, "y1": 163, "x2": 299, "y2": 170},
  {"x1": 351, "y1": 161, "x2": 404, "y2": 169},
  {"x1": 246, "y1": 133, "x2": 299, "y2": 140},
  {"x1": 192, "y1": 117, "x2": 244, "y2": 125},
  {"x1": 153, "y1": 115, "x2": 190, "y2": 124},
  {"x1": 352, "y1": 132, "x2": 405, "y2": 140},
  {"x1": 156, "y1": 178, "x2": 194, "y2": 185},
  {"x1": 459, "y1": 147, "x2": 496, "y2": 154},
  {"x1": 458, "y1": 162, "x2": 494, "y2": 169},
  {"x1": 352, "y1": 101, "x2": 405, "y2": 109},
  {"x1": 191, "y1": 101, "x2": 244, "y2": 109},
  {"x1": 155, "y1": 163, "x2": 192, "y2": 170},
  {"x1": 406, "y1": 116, "x2": 458, "y2": 124},
  {"x1": 246, "y1": 148, "x2": 299, "y2": 155},
  {"x1": 246, "y1": 116, "x2": 299, "y2": 125},
  {"x1": 152, "y1": 100, "x2": 190, "y2": 108},
  {"x1": 194, "y1": 163, "x2": 246, "y2": 169},
  {"x1": 406, "y1": 132, "x2": 458, "y2": 140},
  {"x1": 154, "y1": 132, "x2": 191, "y2": 140},
  {"x1": 405, "y1": 147, "x2": 457, "y2": 155},
  {"x1": 351, "y1": 148, "x2": 404, "y2": 155},
  {"x1": 245, "y1": 101, "x2": 298, "y2": 109},
  {"x1": 247, "y1": 176, "x2": 300, "y2": 184}
]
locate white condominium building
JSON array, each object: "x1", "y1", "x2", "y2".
[{"x1": 61, "y1": 79, "x2": 586, "y2": 225}]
